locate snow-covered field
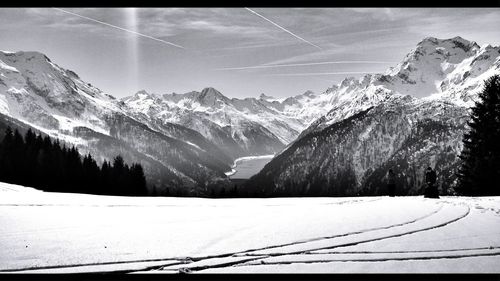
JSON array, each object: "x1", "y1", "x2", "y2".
[{"x1": 0, "y1": 182, "x2": 499, "y2": 273}]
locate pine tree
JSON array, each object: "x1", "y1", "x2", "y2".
[
  {"x1": 82, "y1": 153, "x2": 100, "y2": 194},
  {"x1": 0, "y1": 127, "x2": 14, "y2": 182},
  {"x1": 456, "y1": 75, "x2": 500, "y2": 195},
  {"x1": 111, "y1": 155, "x2": 125, "y2": 195},
  {"x1": 100, "y1": 160, "x2": 111, "y2": 195},
  {"x1": 12, "y1": 130, "x2": 26, "y2": 184},
  {"x1": 130, "y1": 163, "x2": 147, "y2": 196}
]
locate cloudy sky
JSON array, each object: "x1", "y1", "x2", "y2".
[{"x1": 1, "y1": 8, "x2": 500, "y2": 99}]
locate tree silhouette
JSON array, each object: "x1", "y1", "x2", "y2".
[
  {"x1": 130, "y1": 163, "x2": 147, "y2": 196},
  {"x1": 456, "y1": 75, "x2": 500, "y2": 195}
]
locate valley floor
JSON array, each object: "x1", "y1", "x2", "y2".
[{"x1": 0, "y1": 182, "x2": 499, "y2": 273}]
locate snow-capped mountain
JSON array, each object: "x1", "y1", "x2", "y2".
[
  {"x1": 1, "y1": 36, "x2": 498, "y2": 197},
  {"x1": 299, "y1": 37, "x2": 500, "y2": 138},
  {"x1": 0, "y1": 51, "x2": 234, "y2": 195},
  {"x1": 247, "y1": 36, "x2": 500, "y2": 196},
  {"x1": 121, "y1": 87, "x2": 332, "y2": 158}
]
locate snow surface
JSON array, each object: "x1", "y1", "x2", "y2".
[{"x1": 0, "y1": 182, "x2": 499, "y2": 273}]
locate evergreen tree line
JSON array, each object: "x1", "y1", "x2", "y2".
[{"x1": 0, "y1": 128, "x2": 148, "y2": 196}]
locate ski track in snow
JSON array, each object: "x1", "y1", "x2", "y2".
[
  {"x1": 1, "y1": 183, "x2": 499, "y2": 273},
  {"x1": 160, "y1": 202, "x2": 474, "y2": 273},
  {"x1": 155, "y1": 200, "x2": 497, "y2": 273}
]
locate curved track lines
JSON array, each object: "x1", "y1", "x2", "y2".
[
  {"x1": 2, "y1": 200, "x2": 476, "y2": 274},
  {"x1": 173, "y1": 202, "x2": 471, "y2": 273}
]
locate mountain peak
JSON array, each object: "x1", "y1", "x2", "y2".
[
  {"x1": 199, "y1": 87, "x2": 228, "y2": 99},
  {"x1": 419, "y1": 36, "x2": 440, "y2": 45},
  {"x1": 197, "y1": 87, "x2": 230, "y2": 106},
  {"x1": 201, "y1": 87, "x2": 221, "y2": 95},
  {"x1": 302, "y1": 90, "x2": 316, "y2": 98},
  {"x1": 259, "y1": 93, "x2": 275, "y2": 100},
  {"x1": 416, "y1": 36, "x2": 479, "y2": 54},
  {"x1": 0, "y1": 50, "x2": 52, "y2": 63},
  {"x1": 136, "y1": 90, "x2": 157, "y2": 98},
  {"x1": 339, "y1": 77, "x2": 357, "y2": 88},
  {"x1": 122, "y1": 90, "x2": 158, "y2": 103}
]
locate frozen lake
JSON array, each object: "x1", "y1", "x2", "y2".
[
  {"x1": 226, "y1": 155, "x2": 274, "y2": 179},
  {"x1": 1, "y1": 182, "x2": 500, "y2": 273}
]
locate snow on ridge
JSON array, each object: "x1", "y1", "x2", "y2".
[
  {"x1": 17, "y1": 118, "x2": 89, "y2": 147},
  {"x1": 0, "y1": 59, "x2": 19, "y2": 73},
  {"x1": 185, "y1": 141, "x2": 203, "y2": 151}
]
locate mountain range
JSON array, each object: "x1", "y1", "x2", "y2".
[
  {"x1": 247, "y1": 36, "x2": 500, "y2": 196},
  {"x1": 1, "y1": 36, "x2": 499, "y2": 196}
]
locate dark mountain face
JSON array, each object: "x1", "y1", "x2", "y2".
[
  {"x1": 105, "y1": 113, "x2": 231, "y2": 188},
  {"x1": 246, "y1": 99, "x2": 470, "y2": 196}
]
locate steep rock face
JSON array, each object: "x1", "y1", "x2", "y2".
[
  {"x1": 247, "y1": 99, "x2": 469, "y2": 196},
  {"x1": 0, "y1": 51, "x2": 232, "y2": 195},
  {"x1": 247, "y1": 37, "x2": 500, "y2": 196}
]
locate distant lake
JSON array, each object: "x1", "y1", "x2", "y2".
[{"x1": 225, "y1": 155, "x2": 274, "y2": 179}]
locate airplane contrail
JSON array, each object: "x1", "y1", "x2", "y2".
[
  {"x1": 52, "y1": 8, "x2": 186, "y2": 50},
  {"x1": 265, "y1": 71, "x2": 379, "y2": 77},
  {"x1": 244, "y1": 8, "x2": 322, "y2": 50},
  {"x1": 214, "y1": 61, "x2": 395, "y2": 71}
]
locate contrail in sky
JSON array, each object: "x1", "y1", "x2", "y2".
[
  {"x1": 265, "y1": 71, "x2": 379, "y2": 77},
  {"x1": 52, "y1": 8, "x2": 186, "y2": 50},
  {"x1": 215, "y1": 61, "x2": 395, "y2": 71},
  {"x1": 244, "y1": 8, "x2": 322, "y2": 50}
]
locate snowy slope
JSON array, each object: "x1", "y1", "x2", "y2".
[
  {"x1": 302, "y1": 36, "x2": 500, "y2": 137},
  {"x1": 0, "y1": 182, "x2": 499, "y2": 273},
  {"x1": 0, "y1": 51, "x2": 234, "y2": 194}
]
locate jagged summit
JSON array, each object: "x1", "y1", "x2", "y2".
[
  {"x1": 418, "y1": 36, "x2": 479, "y2": 52},
  {"x1": 405, "y1": 36, "x2": 479, "y2": 64},
  {"x1": 259, "y1": 93, "x2": 275, "y2": 100},
  {"x1": 198, "y1": 87, "x2": 230, "y2": 102},
  {"x1": 301, "y1": 90, "x2": 316, "y2": 98},
  {"x1": 121, "y1": 90, "x2": 161, "y2": 107},
  {"x1": 135, "y1": 90, "x2": 158, "y2": 99},
  {"x1": 186, "y1": 87, "x2": 230, "y2": 110},
  {"x1": 1, "y1": 50, "x2": 50, "y2": 59}
]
